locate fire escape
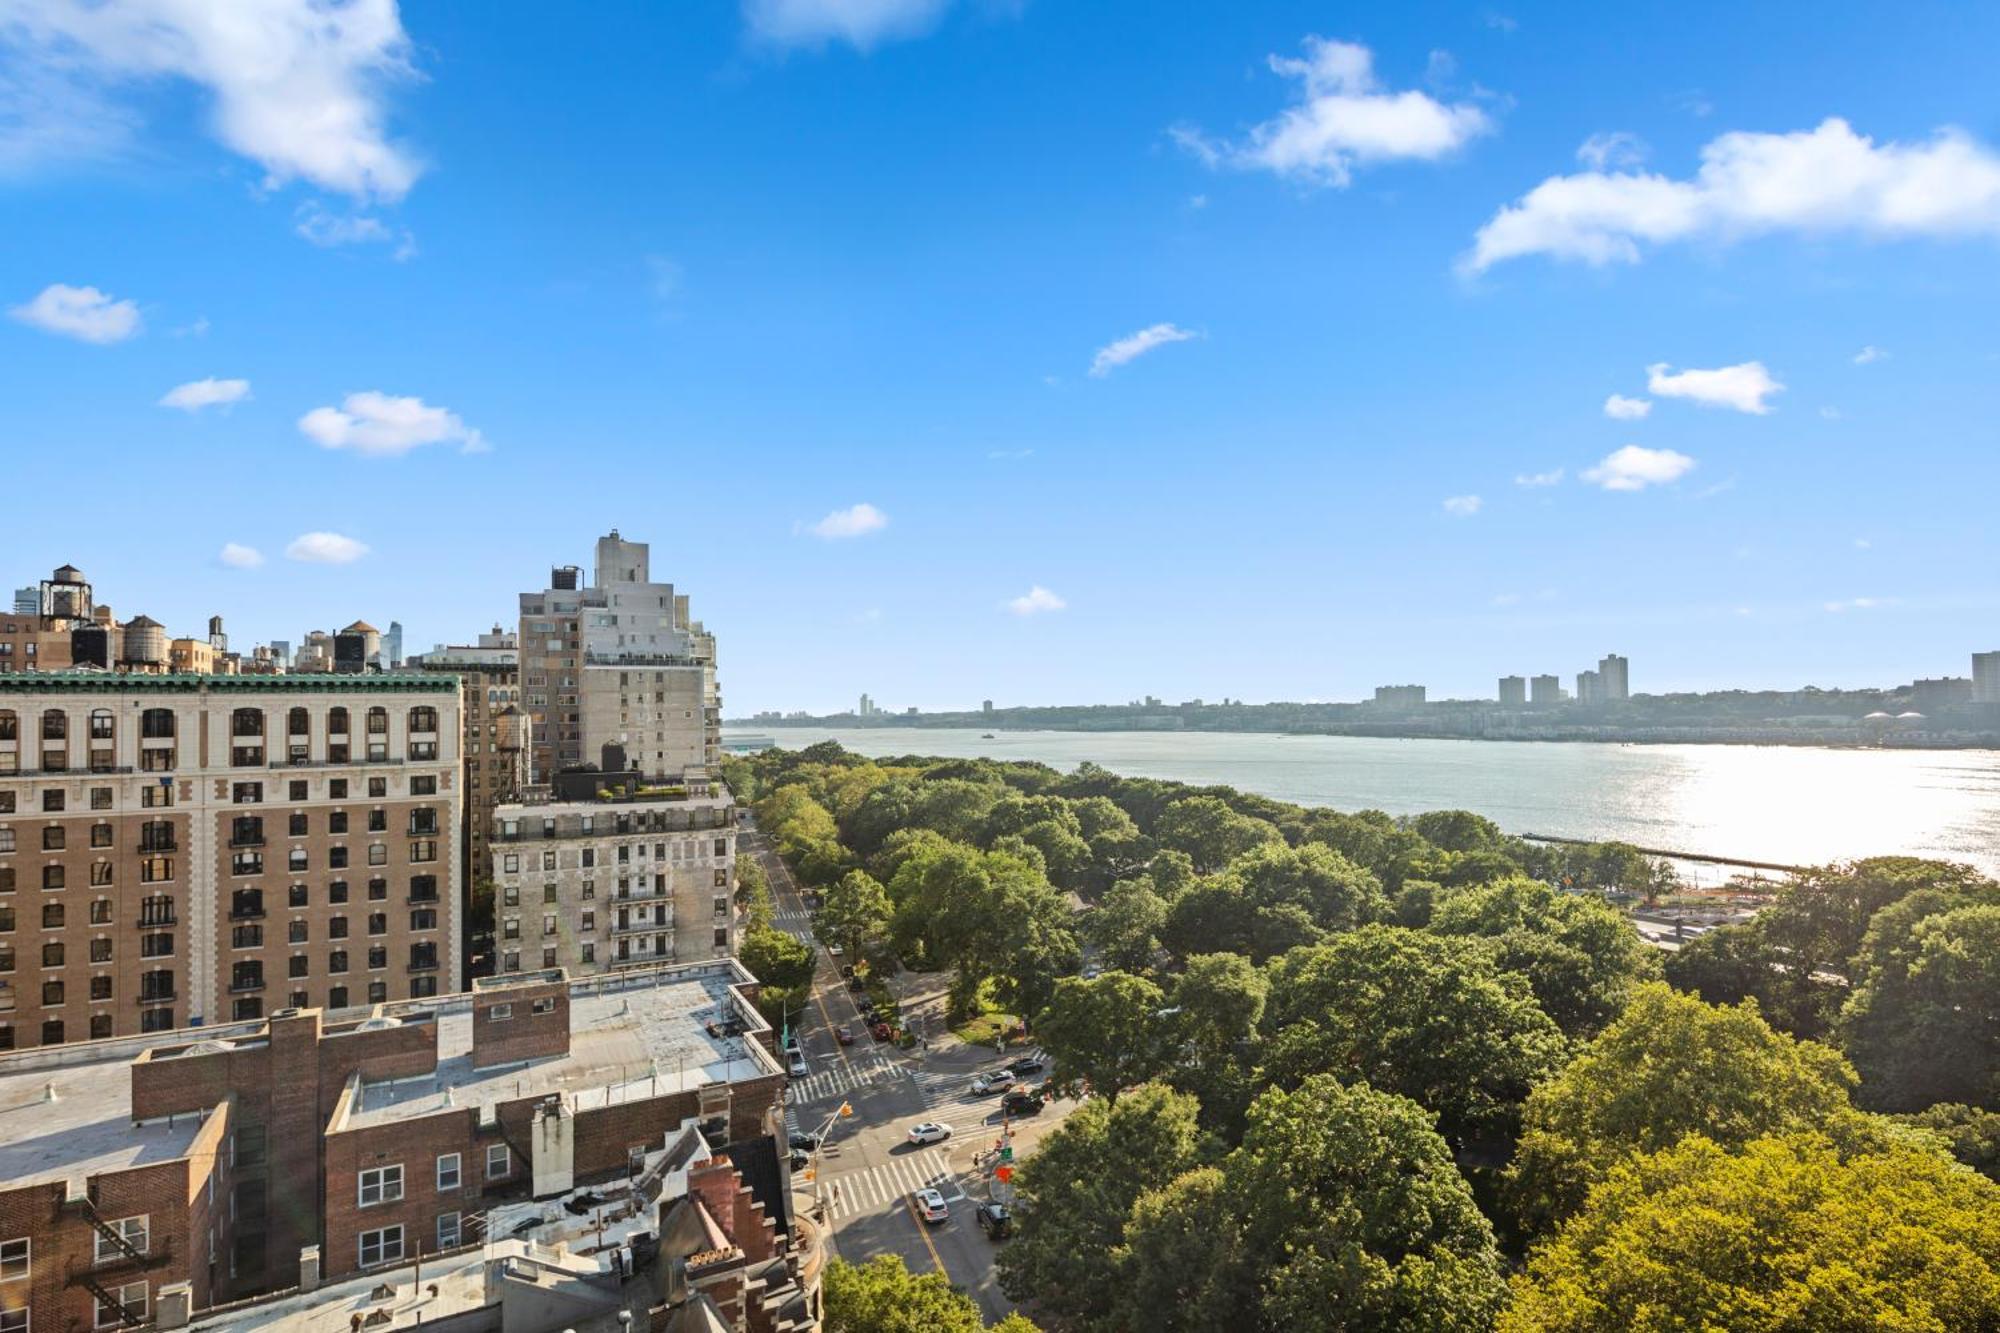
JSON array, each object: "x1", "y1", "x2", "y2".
[{"x1": 63, "y1": 1189, "x2": 168, "y2": 1328}]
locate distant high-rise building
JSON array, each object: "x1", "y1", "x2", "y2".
[
  {"x1": 982, "y1": 699, "x2": 994, "y2": 714},
  {"x1": 1576, "y1": 669, "x2": 1604, "y2": 705},
  {"x1": 1974, "y1": 651, "x2": 2000, "y2": 704},
  {"x1": 1909, "y1": 677, "x2": 1972, "y2": 712},
  {"x1": 207, "y1": 614, "x2": 227, "y2": 653},
  {"x1": 1530, "y1": 674, "x2": 1562, "y2": 704},
  {"x1": 1372, "y1": 684, "x2": 1427, "y2": 707},
  {"x1": 1598, "y1": 652, "x2": 1630, "y2": 700},
  {"x1": 269, "y1": 638, "x2": 291, "y2": 666},
  {"x1": 384, "y1": 619, "x2": 404, "y2": 668},
  {"x1": 1498, "y1": 675, "x2": 1527, "y2": 706},
  {"x1": 11, "y1": 586, "x2": 35, "y2": 615},
  {"x1": 858, "y1": 693, "x2": 875, "y2": 717}
]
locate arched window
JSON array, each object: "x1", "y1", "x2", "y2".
[
  {"x1": 89, "y1": 709, "x2": 114, "y2": 741},
  {"x1": 0, "y1": 710, "x2": 15, "y2": 742},
  {"x1": 408, "y1": 706, "x2": 438, "y2": 733},
  {"x1": 327, "y1": 707, "x2": 349, "y2": 735},
  {"x1": 140, "y1": 708, "x2": 174, "y2": 739},
  {"x1": 288, "y1": 707, "x2": 311, "y2": 737},
  {"x1": 41, "y1": 710, "x2": 66, "y2": 740},
  {"x1": 366, "y1": 707, "x2": 388, "y2": 735},
  {"x1": 231, "y1": 708, "x2": 264, "y2": 737}
]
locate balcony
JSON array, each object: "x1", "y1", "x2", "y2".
[
  {"x1": 138, "y1": 911, "x2": 177, "y2": 928},
  {"x1": 228, "y1": 977, "x2": 265, "y2": 994},
  {"x1": 138, "y1": 838, "x2": 177, "y2": 854},
  {"x1": 228, "y1": 906, "x2": 267, "y2": 922},
  {"x1": 611, "y1": 915, "x2": 672, "y2": 937},
  {"x1": 407, "y1": 958, "x2": 440, "y2": 974},
  {"x1": 137, "y1": 989, "x2": 176, "y2": 1004},
  {"x1": 228, "y1": 834, "x2": 266, "y2": 848},
  {"x1": 407, "y1": 892, "x2": 440, "y2": 906}
]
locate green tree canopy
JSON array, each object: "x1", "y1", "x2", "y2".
[
  {"x1": 1036, "y1": 971, "x2": 1174, "y2": 1101},
  {"x1": 818, "y1": 868, "x2": 892, "y2": 958},
  {"x1": 1509, "y1": 981, "x2": 1857, "y2": 1230},
  {"x1": 1153, "y1": 795, "x2": 1284, "y2": 872},
  {"x1": 1841, "y1": 901, "x2": 2000, "y2": 1112},
  {"x1": 1261, "y1": 925, "x2": 1566, "y2": 1145},
  {"x1": 1428, "y1": 875, "x2": 1659, "y2": 1037},
  {"x1": 1897, "y1": 1103, "x2": 2000, "y2": 1182},
  {"x1": 996, "y1": 1084, "x2": 1207, "y2": 1329},
  {"x1": 1086, "y1": 875, "x2": 1167, "y2": 972},
  {"x1": 1502, "y1": 1131, "x2": 2000, "y2": 1333},
  {"x1": 824, "y1": 1254, "x2": 1038, "y2": 1333}
]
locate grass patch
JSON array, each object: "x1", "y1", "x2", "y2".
[{"x1": 951, "y1": 1010, "x2": 1022, "y2": 1047}]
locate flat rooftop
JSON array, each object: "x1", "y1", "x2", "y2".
[
  {"x1": 343, "y1": 966, "x2": 778, "y2": 1131},
  {"x1": 0, "y1": 1055, "x2": 207, "y2": 1191}
]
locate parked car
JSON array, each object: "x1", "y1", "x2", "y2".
[
  {"x1": 871, "y1": 1021, "x2": 893, "y2": 1041},
  {"x1": 975, "y1": 1202, "x2": 1012, "y2": 1239},
  {"x1": 828, "y1": 942, "x2": 845, "y2": 957},
  {"x1": 1001, "y1": 1090, "x2": 1044, "y2": 1116},
  {"x1": 914, "y1": 1188, "x2": 949, "y2": 1224},
  {"x1": 834, "y1": 1025, "x2": 854, "y2": 1045},
  {"x1": 1080, "y1": 963, "x2": 1103, "y2": 980},
  {"x1": 840, "y1": 964, "x2": 856, "y2": 979},
  {"x1": 972, "y1": 1070, "x2": 1016, "y2": 1095},
  {"x1": 908, "y1": 1122, "x2": 953, "y2": 1145},
  {"x1": 788, "y1": 1148, "x2": 810, "y2": 1170},
  {"x1": 787, "y1": 1052, "x2": 809, "y2": 1078},
  {"x1": 1007, "y1": 1055, "x2": 1045, "y2": 1075},
  {"x1": 788, "y1": 1131, "x2": 822, "y2": 1152}
]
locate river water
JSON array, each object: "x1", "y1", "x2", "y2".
[{"x1": 724, "y1": 726, "x2": 2000, "y2": 878}]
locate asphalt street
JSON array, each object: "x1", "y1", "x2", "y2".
[{"x1": 746, "y1": 823, "x2": 1079, "y2": 1324}]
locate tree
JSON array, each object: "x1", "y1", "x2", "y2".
[
  {"x1": 1153, "y1": 796, "x2": 1283, "y2": 872},
  {"x1": 1502, "y1": 1132, "x2": 2000, "y2": 1332},
  {"x1": 1086, "y1": 876, "x2": 1167, "y2": 972},
  {"x1": 1229, "y1": 840, "x2": 1388, "y2": 934},
  {"x1": 818, "y1": 868, "x2": 892, "y2": 959},
  {"x1": 997, "y1": 1084, "x2": 1206, "y2": 1328},
  {"x1": 1261, "y1": 925, "x2": 1566, "y2": 1145},
  {"x1": 734, "y1": 853, "x2": 773, "y2": 930},
  {"x1": 1841, "y1": 902, "x2": 2000, "y2": 1112},
  {"x1": 1898, "y1": 1103, "x2": 2000, "y2": 1182},
  {"x1": 1124, "y1": 1076, "x2": 1507, "y2": 1333},
  {"x1": 1427, "y1": 876, "x2": 1658, "y2": 1037},
  {"x1": 1508, "y1": 982, "x2": 1857, "y2": 1230},
  {"x1": 737, "y1": 924, "x2": 815, "y2": 993},
  {"x1": 1165, "y1": 952, "x2": 1270, "y2": 1138},
  {"x1": 1036, "y1": 972, "x2": 1174, "y2": 1101},
  {"x1": 1661, "y1": 920, "x2": 1782, "y2": 1005},
  {"x1": 824, "y1": 1254, "x2": 1037, "y2": 1332},
  {"x1": 1018, "y1": 817, "x2": 1094, "y2": 892},
  {"x1": 1410, "y1": 809, "x2": 1504, "y2": 853}
]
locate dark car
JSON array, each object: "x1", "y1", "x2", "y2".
[
  {"x1": 871, "y1": 1021, "x2": 893, "y2": 1041},
  {"x1": 840, "y1": 964, "x2": 856, "y2": 979},
  {"x1": 788, "y1": 1131, "x2": 822, "y2": 1152},
  {"x1": 1001, "y1": 1090, "x2": 1044, "y2": 1116},
  {"x1": 975, "y1": 1202, "x2": 1012, "y2": 1239},
  {"x1": 788, "y1": 1148, "x2": 810, "y2": 1170},
  {"x1": 1007, "y1": 1056, "x2": 1045, "y2": 1076}
]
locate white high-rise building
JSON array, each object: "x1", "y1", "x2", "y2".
[
  {"x1": 1598, "y1": 652, "x2": 1630, "y2": 701},
  {"x1": 1498, "y1": 675, "x2": 1527, "y2": 706},
  {"x1": 1974, "y1": 651, "x2": 2000, "y2": 704}
]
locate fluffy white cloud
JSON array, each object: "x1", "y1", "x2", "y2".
[
  {"x1": 1646, "y1": 361, "x2": 1783, "y2": 414},
  {"x1": 218, "y1": 542, "x2": 264, "y2": 569},
  {"x1": 1514, "y1": 467, "x2": 1564, "y2": 487},
  {"x1": 0, "y1": 0, "x2": 423, "y2": 200},
  {"x1": 1582, "y1": 445, "x2": 1696, "y2": 491},
  {"x1": 299, "y1": 391, "x2": 487, "y2": 457},
  {"x1": 1442, "y1": 494, "x2": 1483, "y2": 516},
  {"x1": 1006, "y1": 585, "x2": 1067, "y2": 616},
  {"x1": 1464, "y1": 118, "x2": 2000, "y2": 272},
  {"x1": 160, "y1": 377, "x2": 250, "y2": 411},
  {"x1": 1175, "y1": 37, "x2": 1491, "y2": 188},
  {"x1": 1852, "y1": 344, "x2": 1888, "y2": 365},
  {"x1": 285, "y1": 531, "x2": 368, "y2": 564},
  {"x1": 806, "y1": 503, "x2": 888, "y2": 539},
  {"x1": 743, "y1": 0, "x2": 951, "y2": 49},
  {"x1": 1577, "y1": 131, "x2": 1647, "y2": 171},
  {"x1": 8, "y1": 283, "x2": 140, "y2": 342},
  {"x1": 1603, "y1": 393, "x2": 1652, "y2": 420},
  {"x1": 1090, "y1": 323, "x2": 1197, "y2": 377}
]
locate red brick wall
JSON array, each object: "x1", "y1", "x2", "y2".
[
  {"x1": 0, "y1": 1158, "x2": 195, "y2": 1331},
  {"x1": 470, "y1": 980, "x2": 569, "y2": 1068},
  {"x1": 323, "y1": 1108, "x2": 483, "y2": 1281}
]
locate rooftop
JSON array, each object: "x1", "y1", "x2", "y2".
[
  {"x1": 0, "y1": 1049, "x2": 213, "y2": 1191},
  {"x1": 0, "y1": 671, "x2": 460, "y2": 694},
  {"x1": 341, "y1": 965, "x2": 778, "y2": 1131}
]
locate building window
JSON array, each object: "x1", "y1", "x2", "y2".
[
  {"x1": 90, "y1": 787, "x2": 112, "y2": 810},
  {"x1": 288, "y1": 955, "x2": 308, "y2": 979},
  {"x1": 232, "y1": 782, "x2": 262, "y2": 804},
  {"x1": 40, "y1": 711, "x2": 65, "y2": 741},
  {"x1": 367, "y1": 980, "x2": 387, "y2": 1004},
  {"x1": 580, "y1": 943, "x2": 595, "y2": 964},
  {"x1": 412, "y1": 775, "x2": 437, "y2": 796},
  {"x1": 437, "y1": 1153, "x2": 461, "y2": 1191},
  {"x1": 358, "y1": 1226, "x2": 403, "y2": 1269},
  {"x1": 94, "y1": 1280, "x2": 147, "y2": 1328},
  {"x1": 0, "y1": 1236, "x2": 27, "y2": 1281},
  {"x1": 489, "y1": 1003, "x2": 512, "y2": 1021},
  {"x1": 289, "y1": 779, "x2": 308, "y2": 801},
  {"x1": 486, "y1": 1144, "x2": 510, "y2": 1179},
  {"x1": 140, "y1": 857, "x2": 172, "y2": 884},
  {"x1": 41, "y1": 826, "x2": 63, "y2": 851},
  {"x1": 436, "y1": 1211, "x2": 461, "y2": 1250},
  {"x1": 358, "y1": 1164, "x2": 404, "y2": 1208},
  {"x1": 90, "y1": 940, "x2": 112, "y2": 965},
  {"x1": 93, "y1": 1215, "x2": 149, "y2": 1266},
  {"x1": 140, "y1": 708, "x2": 174, "y2": 739},
  {"x1": 329, "y1": 985, "x2": 349, "y2": 1009}
]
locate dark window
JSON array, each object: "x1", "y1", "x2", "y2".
[
  {"x1": 288, "y1": 707, "x2": 310, "y2": 737},
  {"x1": 329, "y1": 811, "x2": 348, "y2": 834},
  {"x1": 232, "y1": 708, "x2": 265, "y2": 738},
  {"x1": 41, "y1": 710, "x2": 66, "y2": 740},
  {"x1": 329, "y1": 949, "x2": 349, "y2": 973},
  {"x1": 328, "y1": 708, "x2": 349, "y2": 736},
  {"x1": 289, "y1": 780, "x2": 309, "y2": 801},
  {"x1": 141, "y1": 709, "x2": 174, "y2": 739},
  {"x1": 41, "y1": 826, "x2": 62, "y2": 850},
  {"x1": 329, "y1": 778, "x2": 348, "y2": 799},
  {"x1": 288, "y1": 812, "x2": 308, "y2": 837},
  {"x1": 329, "y1": 880, "x2": 349, "y2": 904},
  {"x1": 288, "y1": 955, "x2": 308, "y2": 979},
  {"x1": 288, "y1": 919, "x2": 308, "y2": 944}
]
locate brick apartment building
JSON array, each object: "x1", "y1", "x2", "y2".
[
  {"x1": 0, "y1": 673, "x2": 463, "y2": 1048},
  {"x1": 0, "y1": 959, "x2": 786, "y2": 1327},
  {"x1": 489, "y1": 765, "x2": 737, "y2": 978}
]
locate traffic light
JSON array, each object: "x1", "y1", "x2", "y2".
[
  {"x1": 995, "y1": 1165, "x2": 1013, "y2": 1183},
  {"x1": 838, "y1": 1102, "x2": 854, "y2": 1117},
  {"x1": 999, "y1": 1145, "x2": 1013, "y2": 1162}
]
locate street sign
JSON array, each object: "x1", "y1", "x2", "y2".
[
  {"x1": 995, "y1": 1165, "x2": 1013, "y2": 1182},
  {"x1": 999, "y1": 1146, "x2": 1013, "y2": 1162}
]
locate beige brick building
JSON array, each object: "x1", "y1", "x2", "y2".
[{"x1": 0, "y1": 673, "x2": 462, "y2": 1048}]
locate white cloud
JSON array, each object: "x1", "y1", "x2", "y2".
[
  {"x1": 1442, "y1": 494, "x2": 1483, "y2": 516},
  {"x1": 1464, "y1": 118, "x2": 2000, "y2": 273},
  {"x1": 171, "y1": 316, "x2": 210, "y2": 338},
  {"x1": 1646, "y1": 361, "x2": 1783, "y2": 414},
  {"x1": 1514, "y1": 467, "x2": 1564, "y2": 487},
  {"x1": 1603, "y1": 393, "x2": 1652, "y2": 420},
  {"x1": 1175, "y1": 36, "x2": 1491, "y2": 188},
  {"x1": 299, "y1": 391, "x2": 487, "y2": 457},
  {"x1": 1853, "y1": 537, "x2": 1872, "y2": 550},
  {"x1": 1577, "y1": 131, "x2": 1647, "y2": 172},
  {"x1": 295, "y1": 202, "x2": 415, "y2": 258},
  {"x1": 1006, "y1": 585, "x2": 1066, "y2": 616},
  {"x1": 1852, "y1": 344, "x2": 1888, "y2": 364},
  {"x1": 805, "y1": 503, "x2": 889, "y2": 539},
  {"x1": 159, "y1": 377, "x2": 250, "y2": 411},
  {"x1": 0, "y1": 0, "x2": 423, "y2": 200},
  {"x1": 285, "y1": 531, "x2": 368, "y2": 564},
  {"x1": 218, "y1": 542, "x2": 264, "y2": 569},
  {"x1": 743, "y1": 0, "x2": 951, "y2": 50},
  {"x1": 1090, "y1": 323, "x2": 1198, "y2": 377},
  {"x1": 1824, "y1": 596, "x2": 1892, "y2": 613},
  {"x1": 9, "y1": 282, "x2": 141, "y2": 343},
  {"x1": 1582, "y1": 445, "x2": 1696, "y2": 491}
]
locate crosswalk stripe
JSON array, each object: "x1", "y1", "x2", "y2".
[{"x1": 818, "y1": 1147, "x2": 966, "y2": 1220}]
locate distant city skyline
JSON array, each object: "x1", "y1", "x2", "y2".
[{"x1": 5, "y1": 4, "x2": 1998, "y2": 711}]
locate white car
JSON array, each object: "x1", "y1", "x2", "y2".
[
  {"x1": 972, "y1": 1070, "x2": 1016, "y2": 1095},
  {"x1": 907, "y1": 1121, "x2": 953, "y2": 1145},
  {"x1": 787, "y1": 1052, "x2": 809, "y2": 1078},
  {"x1": 914, "y1": 1188, "x2": 949, "y2": 1223}
]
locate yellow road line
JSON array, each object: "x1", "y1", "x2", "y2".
[{"x1": 902, "y1": 1192, "x2": 949, "y2": 1273}]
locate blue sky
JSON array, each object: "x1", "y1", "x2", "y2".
[{"x1": 3, "y1": 0, "x2": 1998, "y2": 712}]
